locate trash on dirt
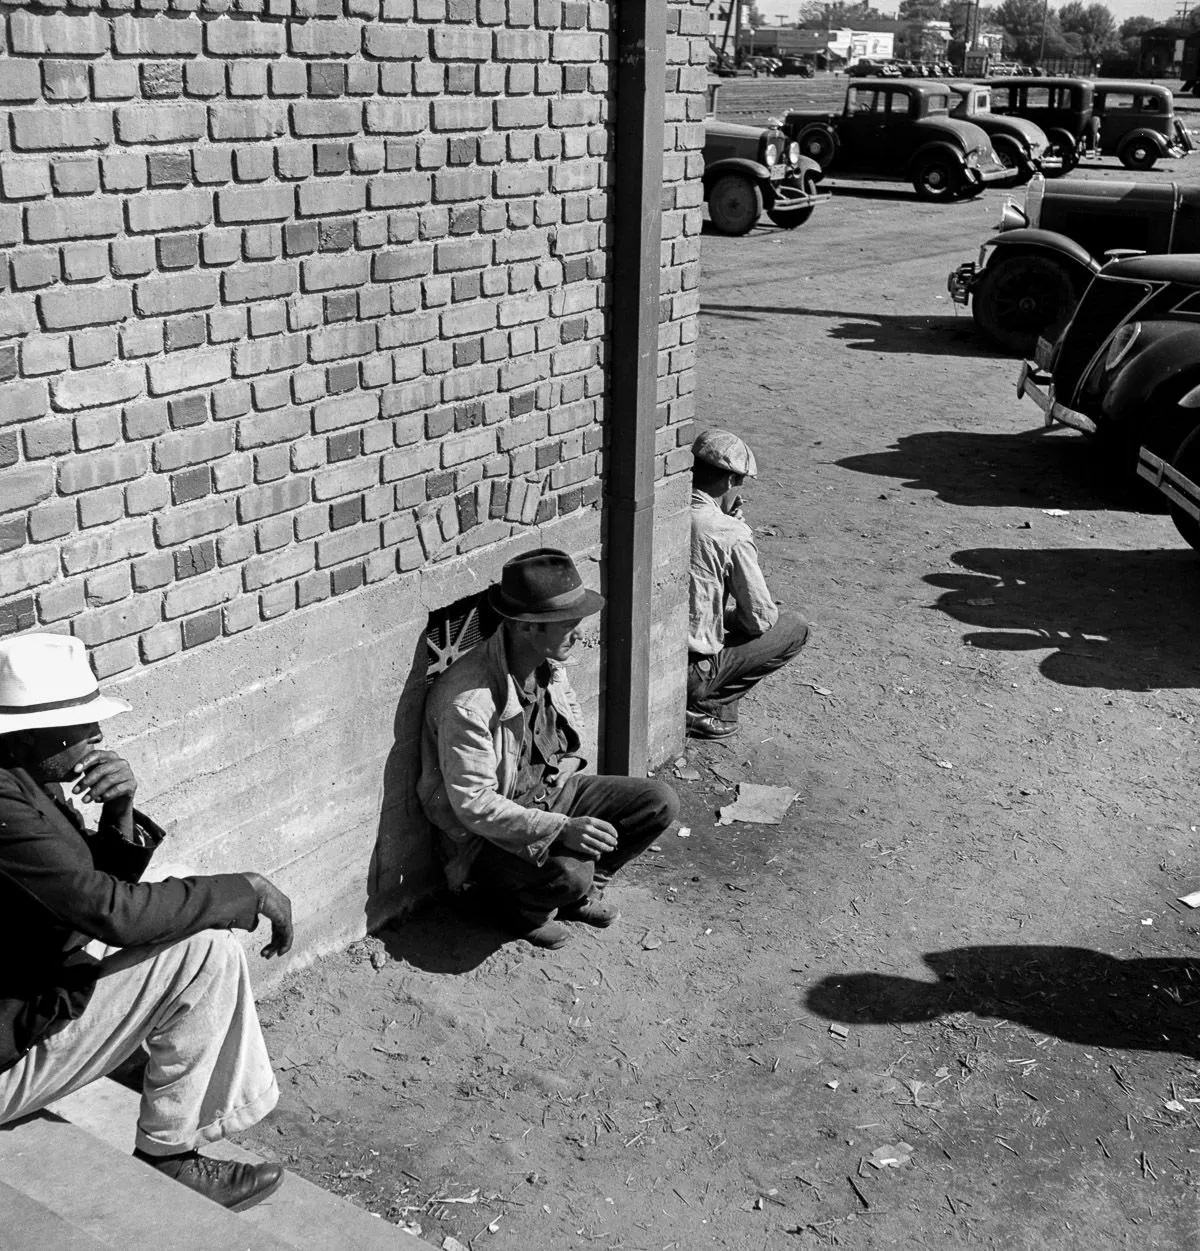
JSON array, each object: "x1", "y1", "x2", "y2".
[
  {"x1": 1042, "y1": 508, "x2": 1070, "y2": 516},
  {"x1": 397, "y1": 1221, "x2": 423, "y2": 1237},
  {"x1": 965, "y1": 597, "x2": 995, "y2": 606},
  {"x1": 677, "y1": 826, "x2": 692, "y2": 838},
  {"x1": 641, "y1": 932, "x2": 662, "y2": 951},
  {"x1": 829, "y1": 1023, "x2": 849, "y2": 1040},
  {"x1": 799, "y1": 680, "x2": 834, "y2": 698},
  {"x1": 826, "y1": 1079, "x2": 840, "y2": 1089},
  {"x1": 442, "y1": 1238, "x2": 469, "y2": 1251},
  {"x1": 370, "y1": 949, "x2": 388, "y2": 970},
  {"x1": 672, "y1": 758, "x2": 702, "y2": 781},
  {"x1": 869, "y1": 1142, "x2": 914, "y2": 1169},
  {"x1": 717, "y1": 783, "x2": 798, "y2": 825},
  {"x1": 935, "y1": 760, "x2": 953, "y2": 770},
  {"x1": 1164, "y1": 1099, "x2": 1188, "y2": 1113},
  {"x1": 755, "y1": 524, "x2": 781, "y2": 537},
  {"x1": 1178, "y1": 889, "x2": 1200, "y2": 909},
  {"x1": 487, "y1": 1220, "x2": 501, "y2": 1234},
  {"x1": 1141, "y1": 918, "x2": 1154, "y2": 925}
]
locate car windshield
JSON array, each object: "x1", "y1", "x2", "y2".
[{"x1": 926, "y1": 93, "x2": 949, "y2": 115}]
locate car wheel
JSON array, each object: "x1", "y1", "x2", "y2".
[
  {"x1": 1045, "y1": 129, "x2": 1078, "y2": 175},
  {"x1": 800, "y1": 128, "x2": 836, "y2": 168},
  {"x1": 1166, "y1": 425, "x2": 1200, "y2": 551},
  {"x1": 1118, "y1": 138, "x2": 1157, "y2": 170},
  {"x1": 767, "y1": 173, "x2": 818, "y2": 228},
  {"x1": 973, "y1": 253, "x2": 1078, "y2": 356},
  {"x1": 992, "y1": 136, "x2": 1032, "y2": 183},
  {"x1": 911, "y1": 155, "x2": 962, "y2": 202},
  {"x1": 707, "y1": 174, "x2": 763, "y2": 236}
]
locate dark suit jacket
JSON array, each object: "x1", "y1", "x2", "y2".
[{"x1": 0, "y1": 765, "x2": 259, "y2": 1073}]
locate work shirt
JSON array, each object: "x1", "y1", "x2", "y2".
[
  {"x1": 512, "y1": 671, "x2": 572, "y2": 808},
  {"x1": 689, "y1": 489, "x2": 779, "y2": 656}
]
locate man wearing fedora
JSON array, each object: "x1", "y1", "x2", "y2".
[
  {"x1": 419, "y1": 548, "x2": 679, "y2": 949},
  {"x1": 0, "y1": 632, "x2": 293, "y2": 1212},
  {"x1": 688, "y1": 429, "x2": 810, "y2": 740}
]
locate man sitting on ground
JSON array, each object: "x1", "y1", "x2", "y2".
[
  {"x1": 419, "y1": 548, "x2": 679, "y2": 949},
  {"x1": 687, "y1": 428, "x2": 810, "y2": 740},
  {"x1": 0, "y1": 632, "x2": 293, "y2": 1212}
]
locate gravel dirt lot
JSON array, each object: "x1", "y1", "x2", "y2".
[{"x1": 244, "y1": 78, "x2": 1200, "y2": 1249}]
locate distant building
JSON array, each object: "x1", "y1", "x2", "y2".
[{"x1": 1139, "y1": 26, "x2": 1185, "y2": 77}]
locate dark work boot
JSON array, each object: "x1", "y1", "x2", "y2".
[
  {"x1": 686, "y1": 710, "x2": 738, "y2": 740},
  {"x1": 133, "y1": 1149, "x2": 284, "y2": 1212}
]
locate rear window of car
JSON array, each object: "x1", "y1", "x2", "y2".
[
  {"x1": 975, "y1": 90, "x2": 991, "y2": 111},
  {"x1": 1099, "y1": 92, "x2": 1136, "y2": 110},
  {"x1": 926, "y1": 92, "x2": 949, "y2": 114}
]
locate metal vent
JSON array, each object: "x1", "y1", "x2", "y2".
[{"x1": 425, "y1": 593, "x2": 499, "y2": 683}]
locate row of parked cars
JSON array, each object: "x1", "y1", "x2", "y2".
[{"x1": 701, "y1": 75, "x2": 1193, "y2": 235}]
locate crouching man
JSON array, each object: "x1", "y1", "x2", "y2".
[
  {"x1": 419, "y1": 548, "x2": 679, "y2": 950},
  {"x1": 0, "y1": 633, "x2": 292, "y2": 1212}
]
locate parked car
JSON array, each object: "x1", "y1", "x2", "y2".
[
  {"x1": 948, "y1": 174, "x2": 1200, "y2": 353},
  {"x1": 947, "y1": 81, "x2": 1055, "y2": 183},
  {"x1": 774, "y1": 57, "x2": 814, "y2": 78},
  {"x1": 783, "y1": 80, "x2": 1010, "y2": 201},
  {"x1": 702, "y1": 118, "x2": 827, "y2": 235},
  {"x1": 985, "y1": 77, "x2": 1099, "y2": 172},
  {"x1": 1091, "y1": 81, "x2": 1192, "y2": 170},
  {"x1": 1016, "y1": 254, "x2": 1200, "y2": 477},
  {"x1": 847, "y1": 59, "x2": 891, "y2": 78}
]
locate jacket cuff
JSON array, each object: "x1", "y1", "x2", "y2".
[{"x1": 528, "y1": 812, "x2": 569, "y2": 866}]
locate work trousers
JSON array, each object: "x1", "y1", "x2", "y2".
[
  {"x1": 0, "y1": 930, "x2": 277, "y2": 1156},
  {"x1": 470, "y1": 773, "x2": 680, "y2": 925},
  {"x1": 687, "y1": 608, "x2": 810, "y2": 723}
]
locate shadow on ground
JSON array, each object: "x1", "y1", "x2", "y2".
[
  {"x1": 808, "y1": 946, "x2": 1200, "y2": 1058},
  {"x1": 378, "y1": 893, "x2": 506, "y2": 975},
  {"x1": 701, "y1": 303, "x2": 1001, "y2": 358},
  {"x1": 838, "y1": 428, "x2": 1153, "y2": 511},
  {"x1": 927, "y1": 546, "x2": 1200, "y2": 690}
]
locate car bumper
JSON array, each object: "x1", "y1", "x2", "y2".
[
  {"x1": 1016, "y1": 355, "x2": 1096, "y2": 434},
  {"x1": 947, "y1": 261, "x2": 976, "y2": 306},
  {"x1": 768, "y1": 175, "x2": 831, "y2": 214},
  {"x1": 1165, "y1": 143, "x2": 1190, "y2": 159},
  {"x1": 1137, "y1": 447, "x2": 1200, "y2": 521},
  {"x1": 1035, "y1": 154, "x2": 1063, "y2": 173}
]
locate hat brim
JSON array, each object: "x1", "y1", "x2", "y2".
[
  {"x1": 0, "y1": 693, "x2": 131, "y2": 734},
  {"x1": 488, "y1": 585, "x2": 605, "y2": 623}
]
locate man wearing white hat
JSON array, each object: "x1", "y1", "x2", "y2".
[
  {"x1": 0, "y1": 632, "x2": 292, "y2": 1212},
  {"x1": 687, "y1": 429, "x2": 810, "y2": 739}
]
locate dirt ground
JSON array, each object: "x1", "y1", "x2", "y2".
[{"x1": 245, "y1": 83, "x2": 1200, "y2": 1249}]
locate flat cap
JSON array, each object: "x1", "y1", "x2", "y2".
[{"x1": 691, "y1": 428, "x2": 757, "y2": 477}]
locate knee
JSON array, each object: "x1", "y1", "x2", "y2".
[
  {"x1": 644, "y1": 780, "x2": 680, "y2": 830},
  {"x1": 777, "y1": 609, "x2": 810, "y2": 654},
  {"x1": 178, "y1": 929, "x2": 247, "y2": 982},
  {"x1": 549, "y1": 855, "x2": 594, "y2": 900}
]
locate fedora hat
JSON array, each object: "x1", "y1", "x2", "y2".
[
  {"x1": 488, "y1": 549, "x2": 604, "y2": 623},
  {"x1": 0, "y1": 634, "x2": 131, "y2": 733}
]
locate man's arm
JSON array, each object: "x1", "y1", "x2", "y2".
[{"x1": 727, "y1": 534, "x2": 780, "y2": 637}]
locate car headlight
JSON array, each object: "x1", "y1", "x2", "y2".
[
  {"x1": 997, "y1": 198, "x2": 1028, "y2": 231},
  {"x1": 763, "y1": 140, "x2": 779, "y2": 167},
  {"x1": 1023, "y1": 174, "x2": 1044, "y2": 228},
  {"x1": 1105, "y1": 321, "x2": 1141, "y2": 370},
  {"x1": 787, "y1": 140, "x2": 801, "y2": 165},
  {"x1": 965, "y1": 148, "x2": 980, "y2": 167}
]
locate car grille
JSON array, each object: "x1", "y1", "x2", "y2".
[{"x1": 1052, "y1": 274, "x2": 1153, "y2": 403}]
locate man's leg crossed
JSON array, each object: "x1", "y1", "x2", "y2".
[{"x1": 690, "y1": 609, "x2": 810, "y2": 723}]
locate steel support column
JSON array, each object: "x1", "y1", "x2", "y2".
[{"x1": 601, "y1": 1, "x2": 666, "y2": 775}]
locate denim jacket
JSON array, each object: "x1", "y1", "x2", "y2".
[{"x1": 417, "y1": 629, "x2": 586, "y2": 890}]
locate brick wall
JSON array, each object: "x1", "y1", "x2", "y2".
[{"x1": 0, "y1": 0, "x2": 707, "y2": 972}]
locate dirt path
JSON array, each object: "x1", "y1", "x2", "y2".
[{"x1": 246, "y1": 165, "x2": 1200, "y2": 1248}]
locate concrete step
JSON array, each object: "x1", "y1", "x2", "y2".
[
  {"x1": 0, "y1": 1113, "x2": 296, "y2": 1251},
  {"x1": 0, "y1": 1178, "x2": 112, "y2": 1250},
  {"x1": 48, "y1": 1078, "x2": 431, "y2": 1250}
]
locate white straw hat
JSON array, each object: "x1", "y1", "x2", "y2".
[{"x1": 0, "y1": 634, "x2": 131, "y2": 732}]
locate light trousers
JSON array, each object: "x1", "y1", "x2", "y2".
[{"x1": 0, "y1": 929, "x2": 277, "y2": 1156}]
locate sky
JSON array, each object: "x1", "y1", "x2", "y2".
[{"x1": 754, "y1": 0, "x2": 1184, "y2": 29}]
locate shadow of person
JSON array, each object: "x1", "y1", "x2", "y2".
[
  {"x1": 376, "y1": 893, "x2": 506, "y2": 975},
  {"x1": 807, "y1": 946, "x2": 1200, "y2": 1057},
  {"x1": 926, "y1": 546, "x2": 1200, "y2": 690},
  {"x1": 837, "y1": 428, "x2": 1150, "y2": 512}
]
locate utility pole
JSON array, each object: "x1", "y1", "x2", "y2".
[{"x1": 1037, "y1": 0, "x2": 1049, "y2": 64}]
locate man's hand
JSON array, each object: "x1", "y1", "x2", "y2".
[
  {"x1": 72, "y1": 750, "x2": 137, "y2": 811},
  {"x1": 726, "y1": 493, "x2": 746, "y2": 520},
  {"x1": 559, "y1": 816, "x2": 619, "y2": 859},
  {"x1": 242, "y1": 872, "x2": 294, "y2": 959}
]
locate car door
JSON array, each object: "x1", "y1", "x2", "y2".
[
  {"x1": 1095, "y1": 88, "x2": 1135, "y2": 153},
  {"x1": 838, "y1": 86, "x2": 883, "y2": 167}
]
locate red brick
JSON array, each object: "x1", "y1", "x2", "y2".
[
  {"x1": 205, "y1": 18, "x2": 286, "y2": 56},
  {"x1": 363, "y1": 26, "x2": 427, "y2": 58},
  {"x1": 0, "y1": 63, "x2": 41, "y2": 103},
  {"x1": 289, "y1": 21, "x2": 363, "y2": 56},
  {"x1": 221, "y1": 262, "x2": 296, "y2": 304},
  {"x1": 296, "y1": 180, "x2": 367, "y2": 217},
  {"x1": 314, "y1": 457, "x2": 377, "y2": 500},
  {"x1": 363, "y1": 100, "x2": 426, "y2": 134},
  {"x1": 232, "y1": 334, "x2": 308, "y2": 377},
  {"x1": 27, "y1": 198, "x2": 123, "y2": 242},
  {"x1": 431, "y1": 27, "x2": 493, "y2": 59},
  {"x1": 3, "y1": 551, "x2": 61, "y2": 597},
  {"x1": 126, "y1": 188, "x2": 212, "y2": 234},
  {"x1": 58, "y1": 446, "x2": 147, "y2": 494},
  {"x1": 38, "y1": 580, "x2": 87, "y2": 624},
  {"x1": 237, "y1": 477, "x2": 310, "y2": 522},
  {"x1": 74, "y1": 596, "x2": 162, "y2": 647},
  {"x1": 39, "y1": 285, "x2": 132, "y2": 331},
  {"x1": 51, "y1": 365, "x2": 144, "y2": 412},
  {"x1": 291, "y1": 101, "x2": 363, "y2": 136},
  {"x1": 316, "y1": 523, "x2": 378, "y2": 567},
  {"x1": 134, "y1": 273, "x2": 219, "y2": 316},
  {"x1": 9, "y1": 12, "x2": 109, "y2": 56},
  {"x1": 210, "y1": 103, "x2": 289, "y2": 141},
  {"x1": 216, "y1": 185, "x2": 295, "y2": 223},
  {"x1": 44, "y1": 63, "x2": 91, "y2": 104},
  {"x1": 153, "y1": 426, "x2": 235, "y2": 472},
  {"x1": 115, "y1": 104, "x2": 205, "y2": 145},
  {"x1": 1, "y1": 466, "x2": 55, "y2": 516},
  {"x1": 153, "y1": 496, "x2": 235, "y2": 545},
  {"x1": 147, "y1": 349, "x2": 230, "y2": 396},
  {"x1": 242, "y1": 543, "x2": 315, "y2": 590},
  {"x1": 113, "y1": 15, "x2": 203, "y2": 55},
  {"x1": 162, "y1": 568, "x2": 241, "y2": 619},
  {"x1": 236, "y1": 407, "x2": 309, "y2": 449},
  {"x1": 0, "y1": 380, "x2": 50, "y2": 426},
  {"x1": 12, "y1": 108, "x2": 113, "y2": 152}
]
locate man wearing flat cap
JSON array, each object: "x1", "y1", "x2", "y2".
[
  {"x1": 419, "y1": 548, "x2": 679, "y2": 949},
  {"x1": 688, "y1": 429, "x2": 810, "y2": 739},
  {"x1": 0, "y1": 632, "x2": 293, "y2": 1211}
]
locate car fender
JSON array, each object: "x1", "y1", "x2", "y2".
[
  {"x1": 906, "y1": 141, "x2": 966, "y2": 176},
  {"x1": 1117, "y1": 127, "x2": 1170, "y2": 156},
  {"x1": 984, "y1": 228, "x2": 1100, "y2": 278},
  {"x1": 702, "y1": 157, "x2": 770, "y2": 189},
  {"x1": 1101, "y1": 322, "x2": 1200, "y2": 421}
]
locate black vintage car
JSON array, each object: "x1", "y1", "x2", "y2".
[
  {"x1": 947, "y1": 81, "x2": 1054, "y2": 184},
  {"x1": 702, "y1": 118, "x2": 827, "y2": 235},
  {"x1": 783, "y1": 80, "x2": 1009, "y2": 201},
  {"x1": 984, "y1": 77, "x2": 1100, "y2": 173},
  {"x1": 1017, "y1": 255, "x2": 1200, "y2": 478},
  {"x1": 1093, "y1": 81, "x2": 1192, "y2": 170},
  {"x1": 948, "y1": 174, "x2": 1200, "y2": 353}
]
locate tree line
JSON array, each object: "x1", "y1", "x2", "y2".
[{"x1": 756, "y1": 0, "x2": 1188, "y2": 64}]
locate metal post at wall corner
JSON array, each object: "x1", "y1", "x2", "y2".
[{"x1": 601, "y1": 0, "x2": 666, "y2": 778}]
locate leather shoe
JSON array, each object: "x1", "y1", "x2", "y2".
[
  {"x1": 134, "y1": 1149, "x2": 284, "y2": 1212},
  {"x1": 514, "y1": 917, "x2": 570, "y2": 948},
  {"x1": 560, "y1": 896, "x2": 620, "y2": 928},
  {"x1": 686, "y1": 711, "x2": 737, "y2": 740}
]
